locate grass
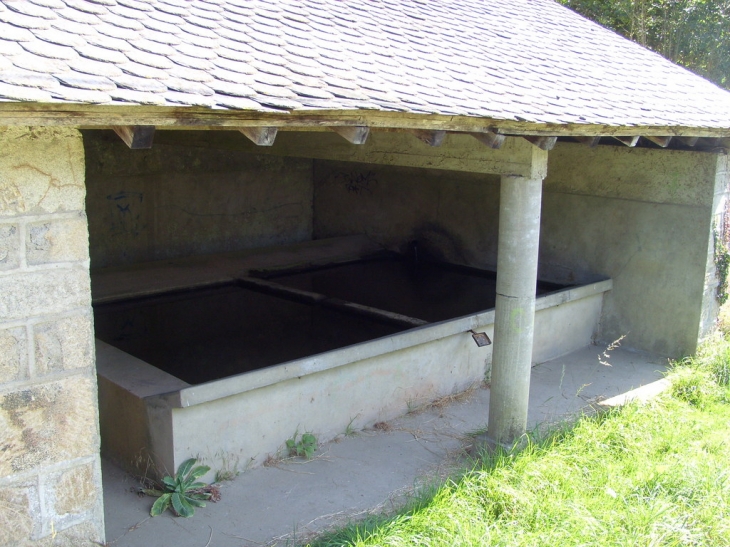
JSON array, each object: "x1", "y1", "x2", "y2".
[{"x1": 307, "y1": 336, "x2": 730, "y2": 547}]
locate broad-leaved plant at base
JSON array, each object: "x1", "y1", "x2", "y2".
[{"x1": 144, "y1": 458, "x2": 212, "y2": 518}]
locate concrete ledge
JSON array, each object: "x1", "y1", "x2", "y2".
[{"x1": 176, "y1": 279, "x2": 612, "y2": 408}]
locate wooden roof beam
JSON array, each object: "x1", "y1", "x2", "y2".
[
  {"x1": 677, "y1": 136, "x2": 699, "y2": 147},
  {"x1": 523, "y1": 136, "x2": 557, "y2": 151},
  {"x1": 331, "y1": 126, "x2": 370, "y2": 144},
  {"x1": 412, "y1": 129, "x2": 446, "y2": 146},
  {"x1": 112, "y1": 125, "x2": 155, "y2": 149},
  {"x1": 470, "y1": 131, "x2": 506, "y2": 149},
  {"x1": 576, "y1": 136, "x2": 601, "y2": 147},
  {"x1": 613, "y1": 136, "x2": 640, "y2": 147},
  {"x1": 645, "y1": 136, "x2": 673, "y2": 148},
  {"x1": 239, "y1": 126, "x2": 278, "y2": 146}
]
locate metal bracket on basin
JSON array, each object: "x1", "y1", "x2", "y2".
[{"x1": 469, "y1": 330, "x2": 492, "y2": 347}]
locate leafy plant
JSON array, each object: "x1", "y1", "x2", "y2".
[
  {"x1": 286, "y1": 431, "x2": 317, "y2": 459},
  {"x1": 144, "y1": 458, "x2": 212, "y2": 518}
]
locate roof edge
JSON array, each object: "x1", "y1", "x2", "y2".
[{"x1": 0, "y1": 103, "x2": 729, "y2": 138}]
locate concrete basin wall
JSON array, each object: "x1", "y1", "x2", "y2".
[{"x1": 96, "y1": 280, "x2": 609, "y2": 481}]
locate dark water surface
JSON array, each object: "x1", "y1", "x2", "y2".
[{"x1": 94, "y1": 259, "x2": 567, "y2": 385}]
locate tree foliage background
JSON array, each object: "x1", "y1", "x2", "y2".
[{"x1": 558, "y1": 0, "x2": 730, "y2": 89}]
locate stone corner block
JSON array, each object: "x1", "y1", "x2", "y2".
[
  {"x1": 26, "y1": 214, "x2": 90, "y2": 266},
  {"x1": 34, "y1": 314, "x2": 94, "y2": 376},
  {"x1": 0, "y1": 376, "x2": 100, "y2": 477},
  {"x1": 0, "y1": 268, "x2": 91, "y2": 323},
  {"x1": 39, "y1": 460, "x2": 103, "y2": 542},
  {"x1": 0, "y1": 127, "x2": 85, "y2": 218},
  {"x1": 0, "y1": 479, "x2": 41, "y2": 545},
  {"x1": 0, "y1": 326, "x2": 28, "y2": 384},
  {"x1": 0, "y1": 223, "x2": 20, "y2": 271}
]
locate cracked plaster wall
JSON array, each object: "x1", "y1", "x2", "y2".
[{"x1": 0, "y1": 126, "x2": 104, "y2": 546}]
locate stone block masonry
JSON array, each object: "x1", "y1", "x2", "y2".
[{"x1": 0, "y1": 127, "x2": 104, "y2": 546}]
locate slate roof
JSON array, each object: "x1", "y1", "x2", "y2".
[{"x1": 1, "y1": 0, "x2": 730, "y2": 130}]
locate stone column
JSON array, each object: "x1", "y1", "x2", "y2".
[
  {"x1": 487, "y1": 173, "x2": 544, "y2": 445},
  {"x1": 0, "y1": 127, "x2": 105, "y2": 546}
]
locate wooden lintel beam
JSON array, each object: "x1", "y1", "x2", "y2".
[
  {"x1": 576, "y1": 136, "x2": 601, "y2": 147},
  {"x1": 645, "y1": 136, "x2": 673, "y2": 148},
  {"x1": 331, "y1": 126, "x2": 370, "y2": 145},
  {"x1": 412, "y1": 129, "x2": 446, "y2": 146},
  {"x1": 239, "y1": 126, "x2": 278, "y2": 146},
  {"x1": 470, "y1": 131, "x2": 506, "y2": 149},
  {"x1": 523, "y1": 136, "x2": 557, "y2": 151},
  {"x1": 112, "y1": 125, "x2": 155, "y2": 149},
  {"x1": 613, "y1": 136, "x2": 640, "y2": 147},
  {"x1": 413, "y1": 129, "x2": 446, "y2": 146},
  {"x1": 677, "y1": 136, "x2": 700, "y2": 147}
]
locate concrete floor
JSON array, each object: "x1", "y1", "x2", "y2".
[{"x1": 101, "y1": 344, "x2": 668, "y2": 547}]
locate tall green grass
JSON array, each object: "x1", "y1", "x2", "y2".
[{"x1": 310, "y1": 337, "x2": 730, "y2": 547}]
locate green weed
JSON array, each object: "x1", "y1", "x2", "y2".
[
  {"x1": 286, "y1": 431, "x2": 317, "y2": 459},
  {"x1": 144, "y1": 458, "x2": 212, "y2": 518}
]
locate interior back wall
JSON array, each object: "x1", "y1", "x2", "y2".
[
  {"x1": 313, "y1": 144, "x2": 722, "y2": 358},
  {"x1": 83, "y1": 130, "x2": 314, "y2": 270},
  {"x1": 313, "y1": 160, "x2": 501, "y2": 267}
]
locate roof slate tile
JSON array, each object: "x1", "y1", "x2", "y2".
[
  {"x1": 209, "y1": 79, "x2": 255, "y2": 98},
  {"x1": 95, "y1": 11, "x2": 145, "y2": 30},
  {"x1": 76, "y1": 43, "x2": 128, "y2": 64},
  {"x1": 67, "y1": 56, "x2": 123, "y2": 77},
  {"x1": 109, "y1": 87, "x2": 166, "y2": 105},
  {"x1": 28, "y1": 0, "x2": 67, "y2": 8},
  {"x1": 5, "y1": 2, "x2": 57, "y2": 19},
  {"x1": 0, "y1": 39, "x2": 25, "y2": 56},
  {"x1": 49, "y1": 17, "x2": 97, "y2": 34},
  {"x1": 55, "y1": 72, "x2": 115, "y2": 91},
  {"x1": 175, "y1": 42, "x2": 219, "y2": 60},
  {"x1": 51, "y1": 86, "x2": 112, "y2": 104},
  {"x1": 20, "y1": 39, "x2": 78, "y2": 60},
  {"x1": 167, "y1": 63, "x2": 214, "y2": 83},
  {"x1": 124, "y1": 48, "x2": 175, "y2": 70},
  {"x1": 12, "y1": 53, "x2": 68, "y2": 74},
  {"x1": 56, "y1": 6, "x2": 101, "y2": 24},
  {"x1": 117, "y1": 0, "x2": 154, "y2": 12},
  {"x1": 0, "y1": 8, "x2": 53, "y2": 29},
  {"x1": 165, "y1": 77, "x2": 214, "y2": 96},
  {"x1": 163, "y1": 90, "x2": 215, "y2": 106},
  {"x1": 169, "y1": 54, "x2": 215, "y2": 71},
  {"x1": 107, "y1": 4, "x2": 147, "y2": 20},
  {"x1": 119, "y1": 61, "x2": 170, "y2": 81},
  {"x1": 177, "y1": 21, "x2": 220, "y2": 39},
  {"x1": 112, "y1": 73, "x2": 168, "y2": 93},
  {"x1": 64, "y1": 0, "x2": 107, "y2": 15},
  {"x1": 0, "y1": 80, "x2": 53, "y2": 101},
  {"x1": 213, "y1": 94, "x2": 263, "y2": 110},
  {"x1": 0, "y1": 0, "x2": 726, "y2": 130},
  {"x1": 0, "y1": 67, "x2": 60, "y2": 89},
  {"x1": 184, "y1": 14, "x2": 221, "y2": 30}
]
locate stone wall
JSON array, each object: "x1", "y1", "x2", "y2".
[
  {"x1": 83, "y1": 130, "x2": 314, "y2": 270},
  {"x1": 0, "y1": 127, "x2": 104, "y2": 546}
]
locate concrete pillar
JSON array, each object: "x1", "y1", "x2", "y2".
[{"x1": 487, "y1": 174, "x2": 544, "y2": 445}]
